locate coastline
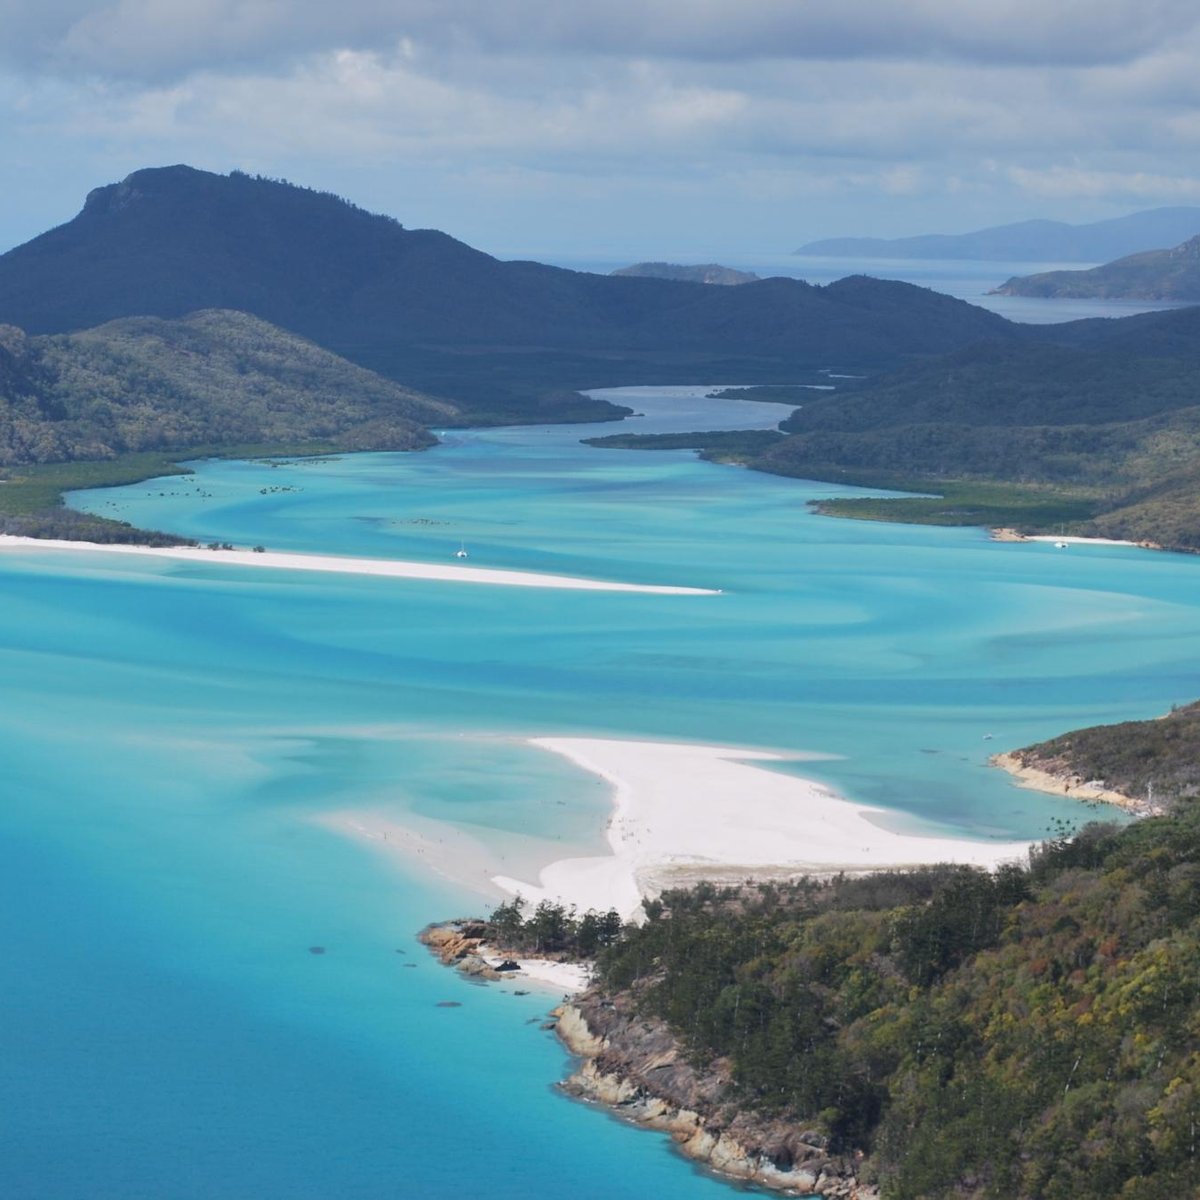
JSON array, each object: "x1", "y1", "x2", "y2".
[
  {"x1": 493, "y1": 737, "x2": 1033, "y2": 920},
  {"x1": 990, "y1": 527, "x2": 1159, "y2": 550},
  {"x1": 553, "y1": 990, "x2": 876, "y2": 1198},
  {"x1": 0, "y1": 535, "x2": 719, "y2": 595},
  {"x1": 990, "y1": 750, "x2": 1161, "y2": 816},
  {"x1": 419, "y1": 920, "x2": 592, "y2": 994}
]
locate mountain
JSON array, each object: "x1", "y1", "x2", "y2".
[
  {"x1": 796, "y1": 207, "x2": 1200, "y2": 262},
  {"x1": 0, "y1": 166, "x2": 1018, "y2": 417},
  {"x1": 0, "y1": 309, "x2": 456, "y2": 466},
  {"x1": 610, "y1": 262, "x2": 759, "y2": 285},
  {"x1": 993, "y1": 234, "x2": 1200, "y2": 300}
]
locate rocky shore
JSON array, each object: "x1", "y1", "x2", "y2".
[
  {"x1": 553, "y1": 988, "x2": 876, "y2": 1198},
  {"x1": 418, "y1": 920, "x2": 592, "y2": 991},
  {"x1": 990, "y1": 750, "x2": 1162, "y2": 816}
]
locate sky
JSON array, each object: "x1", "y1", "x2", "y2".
[{"x1": 3, "y1": 0, "x2": 1200, "y2": 261}]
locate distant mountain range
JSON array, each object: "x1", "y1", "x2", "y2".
[
  {"x1": 993, "y1": 235, "x2": 1200, "y2": 301},
  {"x1": 796, "y1": 207, "x2": 1200, "y2": 262},
  {"x1": 610, "y1": 262, "x2": 759, "y2": 285},
  {"x1": 0, "y1": 165, "x2": 1018, "y2": 420}
]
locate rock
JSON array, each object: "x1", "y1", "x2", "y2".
[{"x1": 555, "y1": 990, "x2": 877, "y2": 1198}]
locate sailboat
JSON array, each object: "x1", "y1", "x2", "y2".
[{"x1": 455, "y1": 541, "x2": 469, "y2": 559}]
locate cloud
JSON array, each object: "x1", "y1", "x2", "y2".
[
  {"x1": 3, "y1": 0, "x2": 1198, "y2": 83},
  {"x1": 1008, "y1": 165, "x2": 1200, "y2": 201}
]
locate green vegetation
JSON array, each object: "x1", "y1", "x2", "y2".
[
  {"x1": 705, "y1": 383, "x2": 836, "y2": 402},
  {"x1": 592, "y1": 803, "x2": 1200, "y2": 1197},
  {"x1": 0, "y1": 309, "x2": 454, "y2": 467},
  {"x1": 582, "y1": 429, "x2": 786, "y2": 459},
  {"x1": 485, "y1": 896, "x2": 624, "y2": 959},
  {"x1": 996, "y1": 235, "x2": 1200, "y2": 300},
  {"x1": 1009, "y1": 700, "x2": 1200, "y2": 807},
  {"x1": 0, "y1": 308, "x2": 465, "y2": 541}
]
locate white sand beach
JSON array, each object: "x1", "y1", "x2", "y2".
[
  {"x1": 493, "y1": 738, "x2": 1033, "y2": 920},
  {"x1": 0, "y1": 535, "x2": 718, "y2": 594}
]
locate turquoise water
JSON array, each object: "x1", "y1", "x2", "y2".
[{"x1": 4, "y1": 384, "x2": 1199, "y2": 1196}]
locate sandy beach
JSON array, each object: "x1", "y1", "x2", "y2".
[
  {"x1": 0, "y1": 535, "x2": 719, "y2": 594},
  {"x1": 492, "y1": 738, "x2": 1033, "y2": 920},
  {"x1": 990, "y1": 528, "x2": 1151, "y2": 549},
  {"x1": 990, "y1": 750, "x2": 1159, "y2": 816}
]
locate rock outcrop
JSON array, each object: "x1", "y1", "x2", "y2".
[
  {"x1": 418, "y1": 920, "x2": 510, "y2": 982},
  {"x1": 555, "y1": 989, "x2": 876, "y2": 1198}
]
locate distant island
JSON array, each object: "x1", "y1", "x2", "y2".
[
  {"x1": 993, "y1": 234, "x2": 1200, "y2": 300},
  {"x1": 796, "y1": 206, "x2": 1200, "y2": 262},
  {"x1": 610, "y1": 262, "x2": 759, "y2": 285}
]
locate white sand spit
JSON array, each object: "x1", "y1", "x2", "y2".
[
  {"x1": 0, "y1": 536, "x2": 718, "y2": 594},
  {"x1": 493, "y1": 738, "x2": 1033, "y2": 920}
]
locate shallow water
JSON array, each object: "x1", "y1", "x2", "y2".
[{"x1": 4, "y1": 384, "x2": 1199, "y2": 1196}]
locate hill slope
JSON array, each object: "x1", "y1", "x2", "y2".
[
  {"x1": 0, "y1": 167, "x2": 1018, "y2": 412},
  {"x1": 797, "y1": 207, "x2": 1200, "y2": 262},
  {"x1": 576, "y1": 796, "x2": 1200, "y2": 1198},
  {"x1": 994, "y1": 235, "x2": 1200, "y2": 300},
  {"x1": 0, "y1": 309, "x2": 455, "y2": 466}
]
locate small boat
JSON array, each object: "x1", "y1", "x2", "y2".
[{"x1": 455, "y1": 541, "x2": 469, "y2": 559}]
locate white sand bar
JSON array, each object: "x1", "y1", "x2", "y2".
[
  {"x1": 494, "y1": 738, "x2": 1033, "y2": 920},
  {"x1": 0, "y1": 536, "x2": 718, "y2": 594}
]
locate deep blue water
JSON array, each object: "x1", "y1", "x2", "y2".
[{"x1": 3, "y1": 384, "x2": 1199, "y2": 1197}]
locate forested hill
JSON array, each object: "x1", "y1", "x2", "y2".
[
  {"x1": 586, "y1": 799, "x2": 1200, "y2": 1198},
  {"x1": 0, "y1": 166, "x2": 1017, "y2": 413},
  {"x1": 0, "y1": 309, "x2": 455, "y2": 466},
  {"x1": 995, "y1": 234, "x2": 1200, "y2": 301}
]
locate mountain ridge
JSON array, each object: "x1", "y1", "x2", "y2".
[
  {"x1": 797, "y1": 207, "x2": 1200, "y2": 262},
  {"x1": 0, "y1": 165, "x2": 1021, "y2": 416}
]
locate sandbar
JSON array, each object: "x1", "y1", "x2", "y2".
[
  {"x1": 493, "y1": 738, "x2": 1033, "y2": 920},
  {"x1": 0, "y1": 535, "x2": 718, "y2": 594}
]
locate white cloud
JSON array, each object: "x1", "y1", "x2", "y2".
[
  {"x1": 2, "y1": 0, "x2": 1198, "y2": 82},
  {"x1": 1008, "y1": 165, "x2": 1200, "y2": 201}
]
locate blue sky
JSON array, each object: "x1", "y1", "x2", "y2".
[{"x1": 3, "y1": 1, "x2": 1200, "y2": 259}]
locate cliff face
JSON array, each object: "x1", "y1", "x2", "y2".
[{"x1": 555, "y1": 989, "x2": 876, "y2": 1199}]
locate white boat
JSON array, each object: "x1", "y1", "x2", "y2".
[{"x1": 455, "y1": 542, "x2": 469, "y2": 559}]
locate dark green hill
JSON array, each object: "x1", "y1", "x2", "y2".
[
  {"x1": 0, "y1": 309, "x2": 467, "y2": 542},
  {"x1": 995, "y1": 235, "x2": 1200, "y2": 300},
  {"x1": 584, "y1": 797, "x2": 1200, "y2": 1198},
  {"x1": 594, "y1": 319, "x2": 1200, "y2": 549},
  {"x1": 0, "y1": 166, "x2": 1018, "y2": 414},
  {"x1": 0, "y1": 309, "x2": 455, "y2": 466},
  {"x1": 747, "y1": 338, "x2": 1200, "y2": 549}
]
